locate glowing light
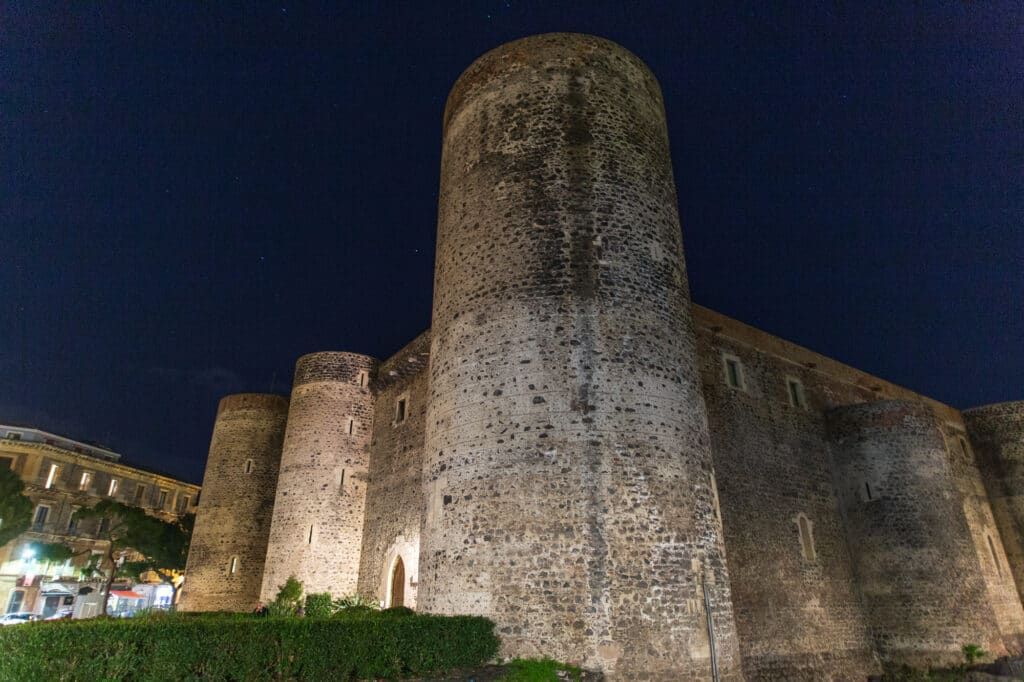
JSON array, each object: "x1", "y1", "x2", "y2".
[{"x1": 21, "y1": 547, "x2": 35, "y2": 560}]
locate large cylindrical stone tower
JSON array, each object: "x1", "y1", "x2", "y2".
[
  {"x1": 260, "y1": 352, "x2": 377, "y2": 600},
  {"x1": 420, "y1": 33, "x2": 741, "y2": 680},
  {"x1": 965, "y1": 401, "x2": 1024, "y2": 602},
  {"x1": 826, "y1": 400, "x2": 1005, "y2": 667},
  {"x1": 179, "y1": 393, "x2": 288, "y2": 612}
]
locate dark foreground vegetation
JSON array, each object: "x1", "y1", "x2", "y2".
[{"x1": 0, "y1": 609, "x2": 499, "y2": 682}]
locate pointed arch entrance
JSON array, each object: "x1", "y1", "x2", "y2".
[{"x1": 389, "y1": 556, "x2": 405, "y2": 608}]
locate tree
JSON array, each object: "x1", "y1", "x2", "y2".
[
  {"x1": 47, "y1": 501, "x2": 192, "y2": 617},
  {"x1": 0, "y1": 466, "x2": 33, "y2": 548},
  {"x1": 121, "y1": 512, "x2": 194, "y2": 606}
]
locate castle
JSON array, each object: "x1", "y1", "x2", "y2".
[{"x1": 178, "y1": 34, "x2": 1024, "y2": 681}]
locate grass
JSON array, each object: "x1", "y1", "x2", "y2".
[{"x1": 499, "y1": 658, "x2": 583, "y2": 682}]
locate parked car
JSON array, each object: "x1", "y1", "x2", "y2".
[
  {"x1": 0, "y1": 612, "x2": 39, "y2": 626},
  {"x1": 43, "y1": 608, "x2": 73, "y2": 621}
]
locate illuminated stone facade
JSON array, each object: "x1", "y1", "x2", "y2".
[
  {"x1": 0, "y1": 425, "x2": 199, "y2": 618},
  {"x1": 181, "y1": 33, "x2": 1024, "y2": 680}
]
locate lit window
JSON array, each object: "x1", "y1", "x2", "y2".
[
  {"x1": 796, "y1": 514, "x2": 816, "y2": 561},
  {"x1": 108, "y1": 479, "x2": 119, "y2": 496},
  {"x1": 786, "y1": 377, "x2": 806, "y2": 409},
  {"x1": 45, "y1": 464, "x2": 60, "y2": 489},
  {"x1": 228, "y1": 556, "x2": 238, "y2": 575},
  {"x1": 722, "y1": 354, "x2": 745, "y2": 391},
  {"x1": 79, "y1": 471, "x2": 93, "y2": 491},
  {"x1": 244, "y1": 459, "x2": 253, "y2": 474},
  {"x1": 395, "y1": 397, "x2": 408, "y2": 423}
]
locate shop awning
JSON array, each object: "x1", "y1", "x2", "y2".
[{"x1": 110, "y1": 590, "x2": 144, "y2": 599}]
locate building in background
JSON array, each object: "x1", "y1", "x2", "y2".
[{"x1": 0, "y1": 424, "x2": 200, "y2": 618}]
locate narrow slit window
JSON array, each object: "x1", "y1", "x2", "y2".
[
  {"x1": 958, "y1": 436, "x2": 972, "y2": 459},
  {"x1": 244, "y1": 459, "x2": 253, "y2": 474},
  {"x1": 308, "y1": 525, "x2": 314, "y2": 544},
  {"x1": 347, "y1": 419, "x2": 354, "y2": 435},
  {"x1": 797, "y1": 514, "x2": 816, "y2": 561},
  {"x1": 786, "y1": 378, "x2": 806, "y2": 409},
  {"x1": 396, "y1": 397, "x2": 407, "y2": 423},
  {"x1": 357, "y1": 371, "x2": 368, "y2": 388},
  {"x1": 864, "y1": 482, "x2": 872, "y2": 500},
  {"x1": 228, "y1": 556, "x2": 238, "y2": 575},
  {"x1": 988, "y1": 535, "x2": 1002, "y2": 575},
  {"x1": 339, "y1": 469, "x2": 346, "y2": 494}
]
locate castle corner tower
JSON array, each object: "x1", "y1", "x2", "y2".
[{"x1": 419, "y1": 33, "x2": 741, "y2": 679}]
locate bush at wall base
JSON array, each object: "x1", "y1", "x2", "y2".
[{"x1": 0, "y1": 610, "x2": 499, "y2": 681}]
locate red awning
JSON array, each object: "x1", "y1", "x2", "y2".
[{"x1": 110, "y1": 590, "x2": 144, "y2": 599}]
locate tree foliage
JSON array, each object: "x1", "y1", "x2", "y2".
[
  {"x1": 0, "y1": 466, "x2": 33, "y2": 548},
  {"x1": 47, "y1": 502, "x2": 194, "y2": 615}
]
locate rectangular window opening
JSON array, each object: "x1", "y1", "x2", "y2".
[
  {"x1": 787, "y1": 378, "x2": 805, "y2": 408},
  {"x1": 244, "y1": 459, "x2": 253, "y2": 474},
  {"x1": 308, "y1": 525, "x2": 314, "y2": 544},
  {"x1": 158, "y1": 490, "x2": 168, "y2": 508},
  {"x1": 347, "y1": 419, "x2": 354, "y2": 435},
  {"x1": 134, "y1": 484, "x2": 146, "y2": 503},
  {"x1": 108, "y1": 479, "x2": 119, "y2": 496},
  {"x1": 33, "y1": 505, "x2": 50, "y2": 529},
  {"x1": 228, "y1": 556, "x2": 238, "y2": 575},
  {"x1": 79, "y1": 471, "x2": 92, "y2": 491},
  {"x1": 865, "y1": 482, "x2": 872, "y2": 500},
  {"x1": 722, "y1": 354, "x2": 744, "y2": 390},
  {"x1": 396, "y1": 398, "x2": 407, "y2": 423},
  {"x1": 45, "y1": 464, "x2": 59, "y2": 489},
  {"x1": 339, "y1": 469, "x2": 346, "y2": 494}
]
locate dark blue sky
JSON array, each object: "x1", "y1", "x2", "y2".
[{"x1": 2, "y1": 3, "x2": 1021, "y2": 484}]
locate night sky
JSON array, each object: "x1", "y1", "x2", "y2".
[{"x1": 3, "y1": 3, "x2": 1021, "y2": 485}]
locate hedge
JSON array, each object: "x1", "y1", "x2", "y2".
[{"x1": 0, "y1": 610, "x2": 499, "y2": 681}]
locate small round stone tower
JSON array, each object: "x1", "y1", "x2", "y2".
[
  {"x1": 179, "y1": 393, "x2": 288, "y2": 612},
  {"x1": 260, "y1": 352, "x2": 377, "y2": 601},
  {"x1": 420, "y1": 33, "x2": 741, "y2": 679},
  {"x1": 965, "y1": 401, "x2": 1024, "y2": 602},
  {"x1": 826, "y1": 400, "x2": 1004, "y2": 667}
]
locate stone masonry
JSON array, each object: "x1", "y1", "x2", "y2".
[
  {"x1": 259, "y1": 352, "x2": 377, "y2": 601},
  {"x1": 180, "y1": 33, "x2": 1024, "y2": 681},
  {"x1": 179, "y1": 393, "x2": 288, "y2": 612}
]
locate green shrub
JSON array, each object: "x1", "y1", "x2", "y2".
[
  {"x1": 0, "y1": 611, "x2": 499, "y2": 681},
  {"x1": 271, "y1": 575, "x2": 304, "y2": 615},
  {"x1": 500, "y1": 658, "x2": 583, "y2": 682},
  {"x1": 334, "y1": 593, "x2": 379, "y2": 610},
  {"x1": 383, "y1": 606, "x2": 415, "y2": 617},
  {"x1": 305, "y1": 593, "x2": 334, "y2": 618}
]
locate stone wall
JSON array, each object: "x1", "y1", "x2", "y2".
[
  {"x1": 179, "y1": 393, "x2": 287, "y2": 612},
  {"x1": 826, "y1": 400, "x2": 1004, "y2": 668},
  {"x1": 357, "y1": 331, "x2": 430, "y2": 608},
  {"x1": 419, "y1": 33, "x2": 742, "y2": 680},
  {"x1": 965, "y1": 401, "x2": 1024, "y2": 620},
  {"x1": 694, "y1": 313, "x2": 880, "y2": 681},
  {"x1": 260, "y1": 352, "x2": 377, "y2": 601},
  {"x1": 939, "y1": 415, "x2": 1024, "y2": 652}
]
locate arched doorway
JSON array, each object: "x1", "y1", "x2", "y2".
[{"x1": 389, "y1": 556, "x2": 405, "y2": 608}]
